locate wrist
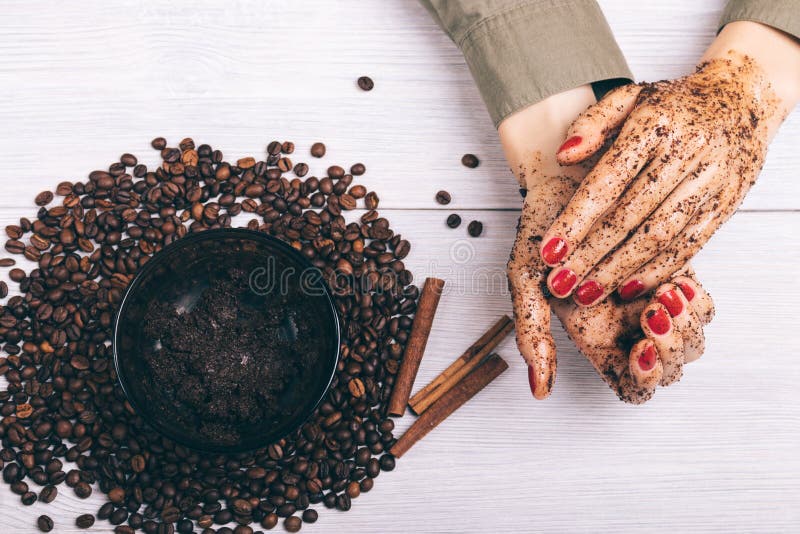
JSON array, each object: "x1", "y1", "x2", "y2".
[
  {"x1": 703, "y1": 21, "x2": 800, "y2": 113},
  {"x1": 497, "y1": 85, "x2": 596, "y2": 189}
]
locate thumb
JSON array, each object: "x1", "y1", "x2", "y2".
[
  {"x1": 507, "y1": 178, "x2": 577, "y2": 399},
  {"x1": 556, "y1": 83, "x2": 643, "y2": 165},
  {"x1": 508, "y1": 210, "x2": 556, "y2": 400}
]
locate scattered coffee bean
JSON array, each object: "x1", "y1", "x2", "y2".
[
  {"x1": 39, "y1": 485, "x2": 57, "y2": 503},
  {"x1": 74, "y1": 481, "x2": 92, "y2": 498},
  {"x1": 350, "y1": 163, "x2": 366, "y2": 176},
  {"x1": 461, "y1": 153, "x2": 480, "y2": 168},
  {"x1": 446, "y1": 214, "x2": 461, "y2": 228},
  {"x1": 294, "y1": 162, "x2": 309, "y2": 177},
  {"x1": 468, "y1": 220, "x2": 483, "y2": 237},
  {"x1": 37, "y1": 515, "x2": 54, "y2": 532},
  {"x1": 435, "y1": 190, "x2": 452, "y2": 205},
  {"x1": 281, "y1": 141, "x2": 295, "y2": 154},
  {"x1": 151, "y1": 137, "x2": 167, "y2": 150},
  {"x1": 301, "y1": 509, "x2": 318, "y2": 524},
  {"x1": 35, "y1": 191, "x2": 54, "y2": 206},
  {"x1": 357, "y1": 76, "x2": 374, "y2": 91},
  {"x1": 0, "y1": 258, "x2": 16, "y2": 266},
  {"x1": 261, "y1": 513, "x2": 279, "y2": 530},
  {"x1": 310, "y1": 142, "x2": 326, "y2": 158},
  {"x1": 76, "y1": 514, "x2": 95, "y2": 529},
  {"x1": 284, "y1": 516, "x2": 302, "y2": 532}
]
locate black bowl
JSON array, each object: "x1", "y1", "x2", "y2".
[{"x1": 113, "y1": 229, "x2": 340, "y2": 453}]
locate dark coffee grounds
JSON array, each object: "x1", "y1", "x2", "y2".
[{"x1": 142, "y1": 267, "x2": 319, "y2": 444}]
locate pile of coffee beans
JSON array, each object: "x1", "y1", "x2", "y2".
[{"x1": 0, "y1": 138, "x2": 415, "y2": 532}]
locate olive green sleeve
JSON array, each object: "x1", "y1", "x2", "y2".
[
  {"x1": 720, "y1": 0, "x2": 800, "y2": 39},
  {"x1": 419, "y1": 0, "x2": 633, "y2": 127}
]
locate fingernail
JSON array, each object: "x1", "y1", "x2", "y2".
[
  {"x1": 557, "y1": 135, "x2": 582, "y2": 153},
  {"x1": 619, "y1": 279, "x2": 645, "y2": 301},
  {"x1": 658, "y1": 289, "x2": 684, "y2": 317},
  {"x1": 550, "y1": 269, "x2": 577, "y2": 297},
  {"x1": 574, "y1": 280, "x2": 604, "y2": 306},
  {"x1": 638, "y1": 345, "x2": 658, "y2": 371},
  {"x1": 527, "y1": 365, "x2": 536, "y2": 396},
  {"x1": 646, "y1": 308, "x2": 671, "y2": 335},
  {"x1": 541, "y1": 237, "x2": 568, "y2": 265},
  {"x1": 678, "y1": 281, "x2": 696, "y2": 302}
]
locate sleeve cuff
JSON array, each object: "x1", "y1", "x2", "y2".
[
  {"x1": 720, "y1": 0, "x2": 800, "y2": 40},
  {"x1": 458, "y1": 0, "x2": 633, "y2": 127}
]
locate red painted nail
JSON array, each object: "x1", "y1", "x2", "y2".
[
  {"x1": 646, "y1": 308, "x2": 671, "y2": 335},
  {"x1": 638, "y1": 345, "x2": 658, "y2": 371},
  {"x1": 550, "y1": 269, "x2": 577, "y2": 297},
  {"x1": 557, "y1": 135, "x2": 582, "y2": 153},
  {"x1": 574, "y1": 280, "x2": 604, "y2": 306},
  {"x1": 619, "y1": 279, "x2": 645, "y2": 301},
  {"x1": 541, "y1": 237, "x2": 568, "y2": 265},
  {"x1": 527, "y1": 365, "x2": 536, "y2": 396},
  {"x1": 658, "y1": 290, "x2": 684, "y2": 317},
  {"x1": 678, "y1": 282, "x2": 696, "y2": 302}
]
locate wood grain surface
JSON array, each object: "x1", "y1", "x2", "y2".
[{"x1": 0, "y1": 1, "x2": 797, "y2": 533}]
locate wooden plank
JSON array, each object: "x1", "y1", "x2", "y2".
[
  {"x1": 0, "y1": 207, "x2": 797, "y2": 533},
  {"x1": 0, "y1": 0, "x2": 796, "y2": 212}
]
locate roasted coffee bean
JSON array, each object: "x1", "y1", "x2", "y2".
[
  {"x1": 151, "y1": 137, "x2": 167, "y2": 150},
  {"x1": 357, "y1": 76, "x2": 374, "y2": 91},
  {"x1": 446, "y1": 213, "x2": 462, "y2": 228},
  {"x1": 39, "y1": 485, "x2": 57, "y2": 503},
  {"x1": 284, "y1": 516, "x2": 302, "y2": 532},
  {"x1": 435, "y1": 190, "x2": 451, "y2": 205},
  {"x1": 467, "y1": 220, "x2": 483, "y2": 237},
  {"x1": 301, "y1": 509, "x2": 318, "y2": 523},
  {"x1": 294, "y1": 162, "x2": 309, "y2": 177},
  {"x1": 327, "y1": 165, "x2": 345, "y2": 179},
  {"x1": 37, "y1": 515, "x2": 54, "y2": 532},
  {"x1": 35, "y1": 191, "x2": 54, "y2": 206},
  {"x1": 310, "y1": 142, "x2": 326, "y2": 158},
  {"x1": 281, "y1": 141, "x2": 295, "y2": 154},
  {"x1": 261, "y1": 513, "x2": 279, "y2": 530},
  {"x1": 364, "y1": 191, "x2": 379, "y2": 210},
  {"x1": 74, "y1": 481, "x2": 92, "y2": 498},
  {"x1": 461, "y1": 153, "x2": 480, "y2": 168},
  {"x1": 76, "y1": 514, "x2": 95, "y2": 528},
  {"x1": 350, "y1": 163, "x2": 365, "y2": 176},
  {"x1": 22, "y1": 491, "x2": 38, "y2": 505}
]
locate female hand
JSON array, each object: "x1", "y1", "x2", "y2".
[
  {"x1": 540, "y1": 22, "x2": 800, "y2": 306},
  {"x1": 501, "y1": 87, "x2": 715, "y2": 403}
]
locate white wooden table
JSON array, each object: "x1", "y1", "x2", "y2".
[{"x1": 1, "y1": 1, "x2": 798, "y2": 532}]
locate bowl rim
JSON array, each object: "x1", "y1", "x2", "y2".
[{"x1": 112, "y1": 228, "x2": 341, "y2": 454}]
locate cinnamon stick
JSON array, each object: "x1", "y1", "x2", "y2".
[
  {"x1": 390, "y1": 353, "x2": 508, "y2": 458},
  {"x1": 387, "y1": 277, "x2": 446, "y2": 417},
  {"x1": 408, "y1": 315, "x2": 513, "y2": 415}
]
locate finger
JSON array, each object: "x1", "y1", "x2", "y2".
[
  {"x1": 557, "y1": 84, "x2": 644, "y2": 165},
  {"x1": 541, "y1": 118, "x2": 657, "y2": 269},
  {"x1": 670, "y1": 275, "x2": 715, "y2": 326},
  {"x1": 508, "y1": 178, "x2": 576, "y2": 399},
  {"x1": 569, "y1": 160, "x2": 722, "y2": 305},
  {"x1": 617, "y1": 188, "x2": 736, "y2": 302},
  {"x1": 655, "y1": 282, "x2": 704, "y2": 363},
  {"x1": 628, "y1": 338, "x2": 663, "y2": 392},
  {"x1": 640, "y1": 302, "x2": 684, "y2": 386}
]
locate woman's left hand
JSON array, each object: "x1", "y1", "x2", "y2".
[{"x1": 539, "y1": 21, "x2": 800, "y2": 306}]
